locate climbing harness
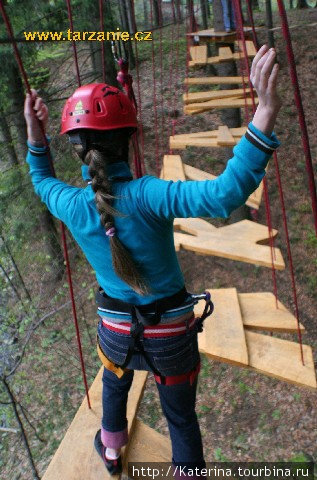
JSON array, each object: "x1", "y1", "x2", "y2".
[{"x1": 96, "y1": 288, "x2": 214, "y2": 386}]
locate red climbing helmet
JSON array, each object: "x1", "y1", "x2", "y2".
[{"x1": 60, "y1": 83, "x2": 138, "y2": 135}]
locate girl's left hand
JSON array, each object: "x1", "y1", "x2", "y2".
[{"x1": 24, "y1": 88, "x2": 49, "y2": 146}]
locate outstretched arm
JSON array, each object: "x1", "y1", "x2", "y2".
[
  {"x1": 138, "y1": 45, "x2": 281, "y2": 220},
  {"x1": 24, "y1": 90, "x2": 83, "y2": 225}
]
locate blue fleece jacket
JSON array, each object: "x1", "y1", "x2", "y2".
[{"x1": 26, "y1": 123, "x2": 279, "y2": 305}]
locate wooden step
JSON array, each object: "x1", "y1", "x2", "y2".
[
  {"x1": 197, "y1": 288, "x2": 249, "y2": 366},
  {"x1": 184, "y1": 97, "x2": 258, "y2": 114},
  {"x1": 187, "y1": 26, "x2": 254, "y2": 43},
  {"x1": 183, "y1": 88, "x2": 251, "y2": 104},
  {"x1": 124, "y1": 420, "x2": 171, "y2": 473},
  {"x1": 196, "y1": 288, "x2": 316, "y2": 390},
  {"x1": 246, "y1": 330, "x2": 317, "y2": 390},
  {"x1": 184, "y1": 76, "x2": 248, "y2": 85},
  {"x1": 189, "y1": 45, "x2": 207, "y2": 64},
  {"x1": 238, "y1": 292, "x2": 305, "y2": 333},
  {"x1": 42, "y1": 369, "x2": 148, "y2": 480},
  {"x1": 174, "y1": 217, "x2": 285, "y2": 269},
  {"x1": 189, "y1": 40, "x2": 256, "y2": 67}
]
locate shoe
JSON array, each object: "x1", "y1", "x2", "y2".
[{"x1": 94, "y1": 429, "x2": 122, "y2": 476}]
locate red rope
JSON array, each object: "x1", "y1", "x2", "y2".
[
  {"x1": 99, "y1": 0, "x2": 106, "y2": 83},
  {"x1": 0, "y1": 0, "x2": 91, "y2": 407},
  {"x1": 158, "y1": 1, "x2": 165, "y2": 158},
  {"x1": 276, "y1": 0, "x2": 317, "y2": 236},
  {"x1": 65, "y1": 0, "x2": 81, "y2": 86},
  {"x1": 150, "y1": 0, "x2": 161, "y2": 176},
  {"x1": 130, "y1": 0, "x2": 145, "y2": 170},
  {"x1": 244, "y1": 0, "x2": 305, "y2": 364}
]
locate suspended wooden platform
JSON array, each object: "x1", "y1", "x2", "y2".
[
  {"x1": 184, "y1": 75, "x2": 248, "y2": 86},
  {"x1": 195, "y1": 288, "x2": 316, "y2": 390},
  {"x1": 162, "y1": 154, "x2": 264, "y2": 211},
  {"x1": 174, "y1": 217, "x2": 284, "y2": 269},
  {"x1": 170, "y1": 126, "x2": 246, "y2": 149},
  {"x1": 42, "y1": 289, "x2": 315, "y2": 479},
  {"x1": 183, "y1": 87, "x2": 253, "y2": 104},
  {"x1": 187, "y1": 26, "x2": 253, "y2": 43},
  {"x1": 184, "y1": 94, "x2": 258, "y2": 115},
  {"x1": 189, "y1": 42, "x2": 256, "y2": 68}
]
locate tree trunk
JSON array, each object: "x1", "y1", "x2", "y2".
[
  {"x1": 175, "y1": 0, "x2": 183, "y2": 22},
  {"x1": 2, "y1": 379, "x2": 40, "y2": 480},
  {"x1": 265, "y1": 0, "x2": 275, "y2": 47},
  {"x1": 200, "y1": 0, "x2": 209, "y2": 29},
  {"x1": 6, "y1": 62, "x2": 66, "y2": 275},
  {"x1": 143, "y1": 0, "x2": 149, "y2": 26},
  {"x1": 0, "y1": 113, "x2": 19, "y2": 167},
  {"x1": 187, "y1": 0, "x2": 197, "y2": 32},
  {"x1": 118, "y1": 0, "x2": 135, "y2": 68},
  {"x1": 171, "y1": 0, "x2": 176, "y2": 24},
  {"x1": 125, "y1": 0, "x2": 135, "y2": 33},
  {"x1": 152, "y1": 0, "x2": 161, "y2": 27},
  {"x1": 7, "y1": 63, "x2": 28, "y2": 161}
]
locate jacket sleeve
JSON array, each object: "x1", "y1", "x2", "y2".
[
  {"x1": 137, "y1": 122, "x2": 280, "y2": 220},
  {"x1": 26, "y1": 140, "x2": 83, "y2": 226}
]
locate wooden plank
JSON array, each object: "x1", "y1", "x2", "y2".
[
  {"x1": 235, "y1": 39, "x2": 257, "y2": 57},
  {"x1": 246, "y1": 330, "x2": 317, "y2": 390},
  {"x1": 174, "y1": 217, "x2": 285, "y2": 269},
  {"x1": 183, "y1": 88, "x2": 251, "y2": 104},
  {"x1": 185, "y1": 97, "x2": 258, "y2": 114},
  {"x1": 187, "y1": 26, "x2": 253, "y2": 40},
  {"x1": 239, "y1": 292, "x2": 305, "y2": 333},
  {"x1": 218, "y1": 46, "x2": 233, "y2": 61},
  {"x1": 217, "y1": 125, "x2": 235, "y2": 146},
  {"x1": 124, "y1": 420, "x2": 171, "y2": 473},
  {"x1": 42, "y1": 369, "x2": 148, "y2": 480},
  {"x1": 189, "y1": 45, "x2": 207, "y2": 64},
  {"x1": 170, "y1": 136, "x2": 219, "y2": 149},
  {"x1": 162, "y1": 155, "x2": 185, "y2": 181},
  {"x1": 184, "y1": 76, "x2": 248, "y2": 85},
  {"x1": 197, "y1": 288, "x2": 249, "y2": 366}
]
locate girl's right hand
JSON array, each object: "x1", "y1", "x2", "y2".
[
  {"x1": 24, "y1": 88, "x2": 49, "y2": 147},
  {"x1": 250, "y1": 45, "x2": 282, "y2": 136}
]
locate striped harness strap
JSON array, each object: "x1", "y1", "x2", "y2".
[{"x1": 96, "y1": 288, "x2": 214, "y2": 385}]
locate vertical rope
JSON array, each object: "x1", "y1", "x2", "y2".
[
  {"x1": 99, "y1": 0, "x2": 106, "y2": 83},
  {"x1": 150, "y1": 0, "x2": 161, "y2": 175},
  {"x1": 241, "y1": 0, "x2": 305, "y2": 364},
  {"x1": 0, "y1": 0, "x2": 91, "y2": 407},
  {"x1": 233, "y1": 0, "x2": 279, "y2": 307},
  {"x1": 130, "y1": 0, "x2": 145, "y2": 170},
  {"x1": 276, "y1": 0, "x2": 317, "y2": 236},
  {"x1": 65, "y1": 0, "x2": 81, "y2": 86}
]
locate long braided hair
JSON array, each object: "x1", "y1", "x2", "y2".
[{"x1": 73, "y1": 129, "x2": 147, "y2": 295}]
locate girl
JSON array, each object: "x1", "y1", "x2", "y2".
[{"x1": 24, "y1": 45, "x2": 281, "y2": 476}]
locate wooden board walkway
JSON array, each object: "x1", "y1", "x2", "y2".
[
  {"x1": 196, "y1": 288, "x2": 316, "y2": 390},
  {"x1": 170, "y1": 126, "x2": 246, "y2": 149},
  {"x1": 189, "y1": 42, "x2": 256, "y2": 68},
  {"x1": 174, "y1": 217, "x2": 284, "y2": 269},
  {"x1": 187, "y1": 26, "x2": 253, "y2": 43},
  {"x1": 184, "y1": 76, "x2": 248, "y2": 86},
  {"x1": 183, "y1": 87, "x2": 253, "y2": 104},
  {"x1": 162, "y1": 154, "x2": 264, "y2": 211},
  {"x1": 42, "y1": 289, "x2": 315, "y2": 480},
  {"x1": 184, "y1": 96, "x2": 258, "y2": 115}
]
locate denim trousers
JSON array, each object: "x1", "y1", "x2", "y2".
[
  {"x1": 97, "y1": 317, "x2": 206, "y2": 470},
  {"x1": 221, "y1": 0, "x2": 236, "y2": 31}
]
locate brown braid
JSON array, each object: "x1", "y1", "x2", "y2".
[{"x1": 83, "y1": 148, "x2": 148, "y2": 295}]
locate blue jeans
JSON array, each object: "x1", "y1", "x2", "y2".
[
  {"x1": 97, "y1": 318, "x2": 205, "y2": 470},
  {"x1": 221, "y1": 0, "x2": 236, "y2": 31}
]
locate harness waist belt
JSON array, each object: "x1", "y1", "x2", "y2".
[
  {"x1": 102, "y1": 314, "x2": 196, "y2": 338},
  {"x1": 96, "y1": 286, "x2": 189, "y2": 326}
]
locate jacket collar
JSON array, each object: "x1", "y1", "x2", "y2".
[{"x1": 81, "y1": 162, "x2": 133, "y2": 184}]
